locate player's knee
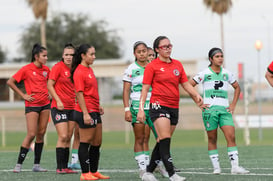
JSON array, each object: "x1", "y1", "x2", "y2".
[
  {"x1": 59, "y1": 134, "x2": 69, "y2": 143},
  {"x1": 208, "y1": 136, "x2": 217, "y2": 144},
  {"x1": 135, "y1": 139, "x2": 144, "y2": 146},
  {"x1": 26, "y1": 133, "x2": 36, "y2": 141},
  {"x1": 227, "y1": 135, "x2": 236, "y2": 144},
  {"x1": 143, "y1": 136, "x2": 150, "y2": 144}
]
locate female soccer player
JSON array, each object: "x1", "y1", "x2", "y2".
[
  {"x1": 190, "y1": 47, "x2": 249, "y2": 175},
  {"x1": 70, "y1": 44, "x2": 109, "y2": 180},
  {"x1": 7, "y1": 43, "x2": 50, "y2": 173},
  {"x1": 147, "y1": 45, "x2": 181, "y2": 173},
  {"x1": 138, "y1": 36, "x2": 203, "y2": 181},
  {"x1": 47, "y1": 43, "x2": 78, "y2": 174},
  {"x1": 123, "y1": 41, "x2": 168, "y2": 178},
  {"x1": 147, "y1": 47, "x2": 155, "y2": 62}
]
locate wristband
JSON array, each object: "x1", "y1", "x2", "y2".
[{"x1": 124, "y1": 107, "x2": 130, "y2": 112}]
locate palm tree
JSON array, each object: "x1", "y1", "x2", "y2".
[
  {"x1": 26, "y1": 0, "x2": 48, "y2": 47},
  {"x1": 203, "y1": 0, "x2": 232, "y2": 59}
]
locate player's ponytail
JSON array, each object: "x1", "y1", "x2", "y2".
[{"x1": 70, "y1": 44, "x2": 93, "y2": 83}]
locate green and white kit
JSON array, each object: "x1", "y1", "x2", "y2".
[
  {"x1": 193, "y1": 67, "x2": 236, "y2": 131},
  {"x1": 123, "y1": 62, "x2": 151, "y2": 110}
]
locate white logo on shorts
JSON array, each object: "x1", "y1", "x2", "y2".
[
  {"x1": 55, "y1": 114, "x2": 61, "y2": 121},
  {"x1": 90, "y1": 118, "x2": 97, "y2": 125},
  {"x1": 206, "y1": 121, "x2": 210, "y2": 128},
  {"x1": 151, "y1": 102, "x2": 161, "y2": 110}
]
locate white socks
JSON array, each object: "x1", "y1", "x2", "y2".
[
  {"x1": 135, "y1": 154, "x2": 146, "y2": 170},
  {"x1": 71, "y1": 153, "x2": 79, "y2": 164},
  {"x1": 228, "y1": 150, "x2": 239, "y2": 168},
  {"x1": 209, "y1": 154, "x2": 220, "y2": 170}
]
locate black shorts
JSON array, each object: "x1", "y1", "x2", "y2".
[
  {"x1": 149, "y1": 104, "x2": 179, "y2": 126},
  {"x1": 51, "y1": 108, "x2": 75, "y2": 125},
  {"x1": 25, "y1": 104, "x2": 51, "y2": 114},
  {"x1": 73, "y1": 111, "x2": 102, "y2": 128}
]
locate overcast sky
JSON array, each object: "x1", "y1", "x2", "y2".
[{"x1": 1, "y1": 0, "x2": 273, "y2": 82}]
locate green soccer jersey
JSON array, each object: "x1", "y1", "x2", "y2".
[
  {"x1": 123, "y1": 62, "x2": 151, "y2": 110},
  {"x1": 193, "y1": 67, "x2": 236, "y2": 107}
]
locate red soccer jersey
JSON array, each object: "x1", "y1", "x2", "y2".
[
  {"x1": 143, "y1": 57, "x2": 188, "y2": 108},
  {"x1": 268, "y1": 61, "x2": 273, "y2": 74},
  {"x1": 49, "y1": 61, "x2": 75, "y2": 109},
  {"x1": 12, "y1": 62, "x2": 50, "y2": 107},
  {"x1": 73, "y1": 64, "x2": 100, "y2": 112}
]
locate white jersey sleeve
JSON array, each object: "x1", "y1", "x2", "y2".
[
  {"x1": 123, "y1": 65, "x2": 132, "y2": 83},
  {"x1": 193, "y1": 71, "x2": 205, "y2": 84}
]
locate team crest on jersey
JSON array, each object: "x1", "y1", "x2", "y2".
[
  {"x1": 89, "y1": 74, "x2": 92, "y2": 79},
  {"x1": 173, "y1": 69, "x2": 180, "y2": 76},
  {"x1": 55, "y1": 114, "x2": 61, "y2": 121},
  {"x1": 43, "y1": 71, "x2": 48, "y2": 77}
]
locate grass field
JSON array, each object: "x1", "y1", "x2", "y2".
[{"x1": 1, "y1": 129, "x2": 273, "y2": 180}]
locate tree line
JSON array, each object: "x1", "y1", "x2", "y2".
[{"x1": 0, "y1": 12, "x2": 122, "y2": 63}]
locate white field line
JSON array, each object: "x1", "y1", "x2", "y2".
[{"x1": 1, "y1": 168, "x2": 273, "y2": 176}]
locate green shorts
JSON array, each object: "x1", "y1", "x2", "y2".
[
  {"x1": 202, "y1": 106, "x2": 234, "y2": 131},
  {"x1": 130, "y1": 107, "x2": 158, "y2": 138}
]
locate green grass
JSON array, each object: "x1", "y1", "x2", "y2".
[{"x1": 1, "y1": 129, "x2": 273, "y2": 180}]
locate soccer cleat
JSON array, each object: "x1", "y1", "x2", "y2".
[
  {"x1": 213, "y1": 168, "x2": 221, "y2": 175},
  {"x1": 32, "y1": 164, "x2": 47, "y2": 172},
  {"x1": 13, "y1": 164, "x2": 22, "y2": 173},
  {"x1": 80, "y1": 172, "x2": 98, "y2": 180},
  {"x1": 56, "y1": 169, "x2": 66, "y2": 174},
  {"x1": 231, "y1": 166, "x2": 250, "y2": 174},
  {"x1": 91, "y1": 171, "x2": 110, "y2": 179},
  {"x1": 169, "y1": 173, "x2": 186, "y2": 181},
  {"x1": 142, "y1": 172, "x2": 158, "y2": 181},
  {"x1": 68, "y1": 163, "x2": 81, "y2": 169},
  {"x1": 139, "y1": 169, "x2": 146, "y2": 178},
  {"x1": 64, "y1": 168, "x2": 78, "y2": 174}
]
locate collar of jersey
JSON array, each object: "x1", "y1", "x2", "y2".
[{"x1": 209, "y1": 66, "x2": 222, "y2": 75}]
